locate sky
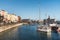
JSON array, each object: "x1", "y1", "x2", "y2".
[{"x1": 0, "y1": 0, "x2": 60, "y2": 20}]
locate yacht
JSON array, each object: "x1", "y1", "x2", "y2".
[
  {"x1": 37, "y1": 25, "x2": 51, "y2": 33},
  {"x1": 37, "y1": 23, "x2": 58, "y2": 32}
]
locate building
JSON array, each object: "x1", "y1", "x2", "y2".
[
  {"x1": 0, "y1": 10, "x2": 21, "y2": 24},
  {"x1": 22, "y1": 19, "x2": 30, "y2": 23}
]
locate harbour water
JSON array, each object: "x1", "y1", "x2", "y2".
[{"x1": 0, "y1": 24, "x2": 60, "y2": 40}]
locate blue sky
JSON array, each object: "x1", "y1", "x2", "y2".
[{"x1": 0, "y1": 0, "x2": 60, "y2": 20}]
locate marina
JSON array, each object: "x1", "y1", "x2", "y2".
[
  {"x1": 0, "y1": 24, "x2": 60, "y2": 40},
  {"x1": 0, "y1": 0, "x2": 60, "y2": 40},
  {"x1": 37, "y1": 16, "x2": 60, "y2": 33}
]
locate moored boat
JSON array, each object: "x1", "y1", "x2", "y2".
[
  {"x1": 49, "y1": 23, "x2": 58, "y2": 32},
  {"x1": 37, "y1": 23, "x2": 58, "y2": 33},
  {"x1": 37, "y1": 25, "x2": 51, "y2": 33}
]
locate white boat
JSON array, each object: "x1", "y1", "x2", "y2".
[
  {"x1": 49, "y1": 23, "x2": 57, "y2": 27},
  {"x1": 37, "y1": 25, "x2": 51, "y2": 32},
  {"x1": 37, "y1": 23, "x2": 58, "y2": 32}
]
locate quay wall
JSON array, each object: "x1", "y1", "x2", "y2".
[{"x1": 0, "y1": 23, "x2": 23, "y2": 32}]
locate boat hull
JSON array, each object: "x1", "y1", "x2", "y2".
[{"x1": 37, "y1": 28, "x2": 51, "y2": 33}]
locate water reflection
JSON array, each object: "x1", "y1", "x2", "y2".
[
  {"x1": 37, "y1": 31, "x2": 60, "y2": 40},
  {"x1": 37, "y1": 32, "x2": 47, "y2": 40},
  {"x1": 0, "y1": 26, "x2": 20, "y2": 40},
  {"x1": 0, "y1": 24, "x2": 60, "y2": 40},
  {"x1": 37, "y1": 32, "x2": 52, "y2": 40},
  {"x1": 47, "y1": 32, "x2": 51, "y2": 40},
  {"x1": 51, "y1": 31, "x2": 60, "y2": 40}
]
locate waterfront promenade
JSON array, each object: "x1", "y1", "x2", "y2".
[{"x1": 0, "y1": 23, "x2": 23, "y2": 32}]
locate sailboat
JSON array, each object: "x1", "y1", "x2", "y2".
[
  {"x1": 37, "y1": 5, "x2": 51, "y2": 32},
  {"x1": 37, "y1": 16, "x2": 58, "y2": 32}
]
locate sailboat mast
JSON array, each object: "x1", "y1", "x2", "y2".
[{"x1": 39, "y1": 4, "x2": 41, "y2": 21}]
